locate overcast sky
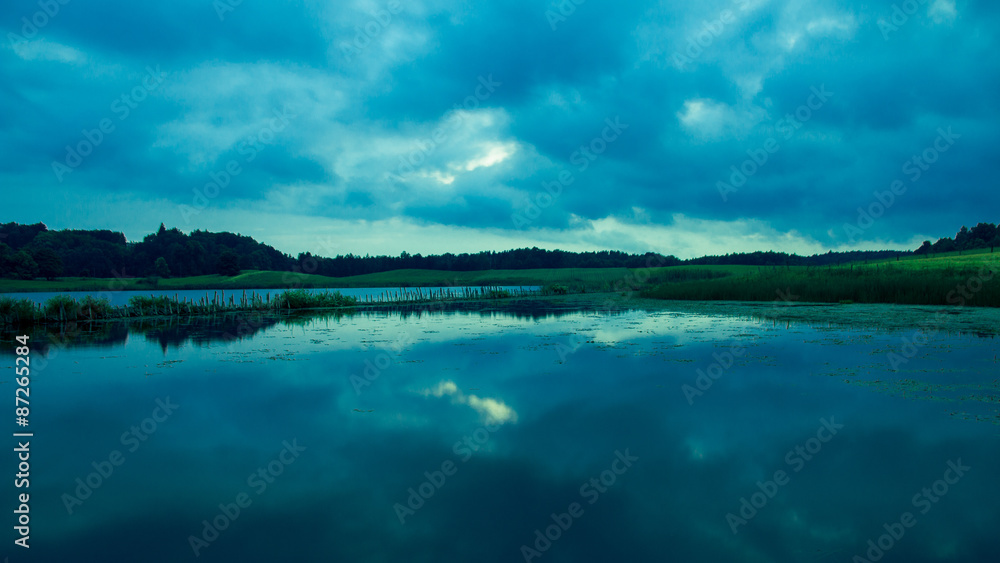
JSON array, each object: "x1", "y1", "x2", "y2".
[{"x1": 1, "y1": 0, "x2": 996, "y2": 258}]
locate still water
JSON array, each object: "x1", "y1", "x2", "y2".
[{"x1": 8, "y1": 304, "x2": 1000, "y2": 562}]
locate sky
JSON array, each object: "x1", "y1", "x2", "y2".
[{"x1": 1, "y1": 0, "x2": 997, "y2": 259}]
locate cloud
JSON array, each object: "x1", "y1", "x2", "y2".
[
  {"x1": 2, "y1": 0, "x2": 999, "y2": 254},
  {"x1": 677, "y1": 98, "x2": 769, "y2": 141},
  {"x1": 10, "y1": 40, "x2": 87, "y2": 64},
  {"x1": 424, "y1": 380, "x2": 518, "y2": 425},
  {"x1": 929, "y1": 0, "x2": 958, "y2": 24}
]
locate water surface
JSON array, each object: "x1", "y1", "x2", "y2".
[{"x1": 9, "y1": 304, "x2": 1000, "y2": 562}]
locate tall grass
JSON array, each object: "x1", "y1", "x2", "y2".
[
  {"x1": 273, "y1": 289, "x2": 358, "y2": 309},
  {"x1": 0, "y1": 297, "x2": 37, "y2": 326},
  {"x1": 0, "y1": 289, "x2": 360, "y2": 328},
  {"x1": 645, "y1": 268, "x2": 732, "y2": 285},
  {"x1": 642, "y1": 262, "x2": 1000, "y2": 307}
]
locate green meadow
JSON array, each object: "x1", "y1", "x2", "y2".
[
  {"x1": 0, "y1": 267, "x2": 666, "y2": 293},
  {"x1": 642, "y1": 250, "x2": 1000, "y2": 307},
  {"x1": 2, "y1": 250, "x2": 998, "y2": 307}
]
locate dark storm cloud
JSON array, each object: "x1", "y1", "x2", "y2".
[{"x1": 2, "y1": 0, "x2": 997, "y2": 253}]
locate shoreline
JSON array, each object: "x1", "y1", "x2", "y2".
[
  {"x1": 3, "y1": 289, "x2": 1000, "y2": 336},
  {"x1": 340, "y1": 291, "x2": 1000, "y2": 336},
  {"x1": 450, "y1": 292, "x2": 1000, "y2": 336},
  {"x1": 548, "y1": 292, "x2": 1000, "y2": 336}
]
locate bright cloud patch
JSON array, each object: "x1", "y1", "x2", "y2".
[
  {"x1": 11, "y1": 40, "x2": 86, "y2": 64},
  {"x1": 805, "y1": 15, "x2": 857, "y2": 37},
  {"x1": 677, "y1": 99, "x2": 767, "y2": 141},
  {"x1": 424, "y1": 380, "x2": 518, "y2": 425},
  {"x1": 460, "y1": 142, "x2": 516, "y2": 172},
  {"x1": 929, "y1": 0, "x2": 957, "y2": 23}
]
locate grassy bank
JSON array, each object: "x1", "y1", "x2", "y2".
[
  {"x1": 0, "y1": 289, "x2": 358, "y2": 327},
  {"x1": 3, "y1": 251, "x2": 998, "y2": 308},
  {"x1": 642, "y1": 254, "x2": 1000, "y2": 307},
  {"x1": 0, "y1": 286, "x2": 545, "y2": 328},
  {"x1": 0, "y1": 267, "x2": 687, "y2": 293}
]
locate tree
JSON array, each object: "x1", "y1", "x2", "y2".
[
  {"x1": 971, "y1": 222, "x2": 997, "y2": 248},
  {"x1": 154, "y1": 256, "x2": 171, "y2": 278},
  {"x1": 32, "y1": 247, "x2": 63, "y2": 280},
  {"x1": 10, "y1": 251, "x2": 39, "y2": 280},
  {"x1": 954, "y1": 226, "x2": 971, "y2": 252},
  {"x1": 0, "y1": 243, "x2": 16, "y2": 278},
  {"x1": 248, "y1": 249, "x2": 272, "y2": 271},
  {"x1": 217, "y1": 251, "x2": 241, "y2": 276},
  {"x1": 931, "y1": 237, "x2": 956, "y2": 254},
  {"x1": 0, "y1": 222, "x2": 47, "y2": 248},
  {"x1": 914, "y1": 241, "x2": 932, "y2": 255}
]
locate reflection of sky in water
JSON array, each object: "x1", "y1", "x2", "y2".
[{"x1": 20, "y1": 308, "x2": 1000, "y2": 562}]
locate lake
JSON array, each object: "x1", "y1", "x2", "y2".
[{"x1": 7, "y1": 301, "x2": 1000, "y2": 562}]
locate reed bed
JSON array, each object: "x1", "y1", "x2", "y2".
[{"x1": 0, "y1": 286, "x2": 538, "y2": 327}]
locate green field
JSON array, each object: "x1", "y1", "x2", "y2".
[
  {"x1": 3, "y1": 252, "x2": 998, "y2": 307},
  {"x1": 862, "y1": 246, "x2": 995, "y2": 268},
  {"x1": 0, "y1": 267, "x2": 669, "y2": 293},
  {"x1": 643, "y1": 252, "x2": 1000, "y2": 307}
]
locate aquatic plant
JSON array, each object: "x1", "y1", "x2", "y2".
[
  {"x1": 274, "y1": 289, "x2": 358, "y2": 309},
  {"x1": 0, "y1": 297, "x2": 37, "y2": 326}
]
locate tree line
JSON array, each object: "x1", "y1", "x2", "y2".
[
  {"x1": 0, "y1": 223, "x2": 283, "y2": 280},
  {"x1": 1, "y1": 220, "x2": 993, "y2": 282},
  {"x1": 913, "y1": 222, "x2": 1000, "y2": 255}
]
